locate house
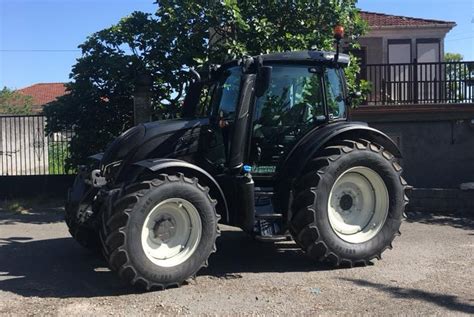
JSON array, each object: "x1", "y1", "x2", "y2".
[
  {"x1": 349, "y1": 11, "x2": 474, "y2": 201},
  {"x1": 17, "y1": 83, "x2": 68, "y2": 113},
  {"x1": 358, "y1": 11, "x2": 456, "y2": 66},
  {"x1": 354, "y1": 11, "x2": 464, "y2": 105},
  {"x1": 0, "y1": 83, "x2": 69, "y2": 175}
]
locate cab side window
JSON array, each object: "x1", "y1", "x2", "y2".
[
  {"x1": 195, "y1": 85, "x2": 214, "y2": 118},
  {"x1": 181, "y1": 82, "x2": 214, "y2": 119},
  {"x1": 325, "y1": 68, "x2": 346, "y2": 119},
  {"x1": 213, "y1": 67, "x2": 242, "y2": 120}
]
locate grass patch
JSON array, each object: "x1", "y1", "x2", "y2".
[
  {"x1": 48, "y1": 142, "x2": 72, "y2": 175},
  {"x1": 0, "y1": 198, "x2": 64, "y2": 214},
  {"x1": 0, "y1": 200, "x2": 32, "y2": 214}
]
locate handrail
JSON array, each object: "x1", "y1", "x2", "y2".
[{"x1": 361, "y1": 61, "x2": 474, "y2": 105}]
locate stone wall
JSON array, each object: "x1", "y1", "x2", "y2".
[{"x1": 352, "y1": 104, "x2": 474, "y2": 212}]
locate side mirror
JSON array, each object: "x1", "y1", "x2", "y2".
[
  {"x1": 256, "y1": 66, "x2": 272, "y2": 97},
  {"x1": 346, "y1": 91, "x2": 362, "y2": 106}
]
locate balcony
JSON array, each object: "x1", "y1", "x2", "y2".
[{"x1": 360, "y1": 61, "x2": 474, "y2": 106}]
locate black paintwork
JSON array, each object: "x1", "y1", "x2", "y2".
[
  {"x1": 271, "y1": 120, "x2": 402, "y2": 215},
  {"x1": 220, "y1": 50, "x2": 350, "y2": 70},
  {"x1": 87, "y1": 50, "x2": 400, "y2": 231},
  {"x1": 260, "y1": 50, "x2": 350, "y2": 65},
  {"x1": 134, "y1": 158, "x2": 230, "y2": 223},
  {"x1": 228, "y1": 74, "x2": 256, "y2": 171},
  {"x1": 102, "y1": 118, "x2": 206, "y2": 183},
  {"x1": 278, "y1": 121, "x2": 401, "y2": 181}
]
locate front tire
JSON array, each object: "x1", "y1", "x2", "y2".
[
  {"x1": 65, "y1": 175, "x2": 101, "y2": 250},
  {"x1": 290, "y1": 139, "x2": 409, "y2": 266},
  {"x1": 101, "y1": 173, "x2": 219, "y2": 290}
]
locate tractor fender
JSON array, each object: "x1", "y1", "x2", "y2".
[
  {"x1": 278, "y1": 121, "x2": 402, "y2": 182},
  {"x1": 133, "y1": 158, "x2": 229, "y2": 223}
]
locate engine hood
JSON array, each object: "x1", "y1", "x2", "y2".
[{"x1": 101, "y1": 118, "x2": 207, "y2": 169}]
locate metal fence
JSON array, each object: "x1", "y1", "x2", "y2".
[
  {"x1": 362, "y1": 61, "x2": 474, "y2": 105},
  {"x1": 0, "y1": 115, "x2": 73, "y2": 176}
]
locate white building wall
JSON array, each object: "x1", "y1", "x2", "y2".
[{"x1": 361, "y1": 26, "x2": 453, "y2": 64}]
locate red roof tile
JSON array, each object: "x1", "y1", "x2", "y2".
[
  {"x1": 361, "y1": 11, "x2": 456, "y2": 28},
  {"x1": 17, "y1": 83, "x2": 68, "y2": 113}
]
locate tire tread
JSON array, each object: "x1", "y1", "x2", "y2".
[
  {"x1": 290, "y1": 139, "x2": 409, "y2": 267},
  {"x1": 100, "y1": 173, "x2": 219, "y2": 290}
]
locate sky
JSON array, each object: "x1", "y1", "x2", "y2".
[{"x1": 0, "y1": 0, "x2": 473, "y2": 89}]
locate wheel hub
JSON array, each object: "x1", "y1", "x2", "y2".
[
  {"x1": 328, "y1": 166, "x2": 389, "y2": 244},
  {"x1": 339, "y1": 194, "x2": 353, "y2": 211},
  {"x1": 141, "y1": 198, "x2": 202, "y2": 267},
  {"x1": 152, "y1": 216, "x2": 177, "y2": 242}
]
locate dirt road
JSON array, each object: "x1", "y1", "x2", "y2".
[{"x1": 0, "y1": 205, "x2": 473, "y2": 315}]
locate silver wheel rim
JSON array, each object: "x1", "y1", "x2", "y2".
[
  {"x1": 328, "y1": 166, "x2": 389, "y2": 244},
  {"x1": 141, "y1": 198, "x2": 202, "y2": 268}
]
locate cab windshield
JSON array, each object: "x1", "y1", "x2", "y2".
[{"x1": 251, "y1": 64, "x2": 347, "y2": 173}]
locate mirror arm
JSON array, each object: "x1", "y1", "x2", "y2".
[{"x1": 189, "y1": 68, "x2": 201, "y2": 82}]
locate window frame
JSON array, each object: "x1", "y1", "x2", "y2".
[
  {"x1": 252, "y1": 64, "x2": 328, "y2": 125},
  {"x1": 387, "y1": 39, "x2": 412, "y2": 64},
  {"x1": 322, "y1": 66, "x2": 348, "y2": 122},
  {"x1": 249, "y1": 63, "x2": 348, "y2": 124},
  {"x1": 245, "y1": 62, "x2": 350, "y2": 178},
  {"x1": 209, "y1": 66, "x2": 243, "y2": 122},
  {"x1": 249, "y1": 63, "x2": 329, "y2": 175}
]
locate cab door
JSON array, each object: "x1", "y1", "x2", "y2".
[
  {"x1": 249, "y1": 64, "x2": 326, "y2": 177},
  {"x1": 198, "y1": 66, "x2": 242, "y2": 173}
]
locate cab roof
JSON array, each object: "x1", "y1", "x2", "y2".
[
  {"x1": 205, "y1": 50, "x2": 350, "y2": 81},
  {"x1": 258, "y1": 50, "x2": 350, "y2": 65},
  {"x1": 220, "y1": 50, "x2": 350, "y2": 70}
]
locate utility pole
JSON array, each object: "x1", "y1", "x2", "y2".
[{"x1": 133, "y1": 73, "x2": 153, "y2": 125}]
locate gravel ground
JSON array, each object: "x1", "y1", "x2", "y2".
[{"x1": 0, "y1": 204, "x2": 473, "y2": 316}]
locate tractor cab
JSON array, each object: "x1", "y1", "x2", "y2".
[
  {"x1": 181, "y1": 51, "x2": 354, "y2": 237},
  {"x1": 185, "y1": 52, "x2": 350, "y2": 175}
]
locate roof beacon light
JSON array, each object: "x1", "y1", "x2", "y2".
[
  {"x1": 333, "y1": 25, "x2": 345, "y2": 41},
  {"x1": 333, "y1": 25, "x2": 344, "y2": 62}
]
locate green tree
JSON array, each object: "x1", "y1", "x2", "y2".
[
  {"x1": 44, "y1": 0, "x2": 367, "y2": 168},
  {"x1": 445, "y1": 52, "x2": 463, "y2": 62},
  {"x1": 0, "y1": 87, "x2": 33, "y2": 115},
  {"x1": 444, "y1": 52, "x2": 473, "y2": 102}
]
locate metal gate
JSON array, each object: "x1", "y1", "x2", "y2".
[{"x1": 0, "y1": 115, "x2": 73, "y2": 176}]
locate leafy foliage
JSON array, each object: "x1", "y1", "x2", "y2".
[
  {"x1": 44, "y1": 0, "x2": 367, "y2": 167},
  {"x1": 444, "y1": 52, "x2": 474, "y2": 102},
  {"x1": 48, "y1": 142, "x2": 71, "y2": 175},
  {"x1": 344, "y1": 54, "x2": 371, "y2": 107},
  {"x1": 0, "y1": 87, "x2": 33, "y2": 115},
  {"x1": 445, "y1": 52, "x2": 463, "y2": 62}
]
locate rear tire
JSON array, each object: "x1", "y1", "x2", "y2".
[
  {"x1": 101, "y1": 173, "x2": 220, "y2": 290},
  {"x1": 290, "y1": 139, "x2": 409, "y2": 266}
]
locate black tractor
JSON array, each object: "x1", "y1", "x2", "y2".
[{"x1": 66, "y1": 49, "x2": 409, "y2": 291}]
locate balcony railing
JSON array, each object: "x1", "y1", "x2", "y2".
[{"x1": 361, "y1": 61, "x2": 474, "y2": 105}]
